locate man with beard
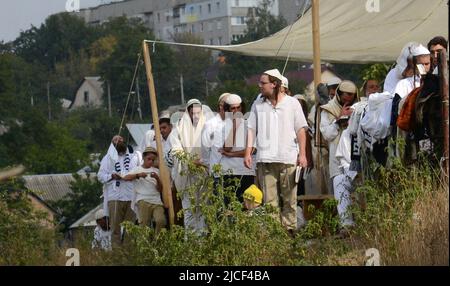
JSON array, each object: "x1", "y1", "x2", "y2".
[{"x1": 98, "y1": 135, "x2": 139, "y2": 247}]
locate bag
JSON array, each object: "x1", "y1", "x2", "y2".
[{"x1": 397, "y1": 87, "x2": 422, "y2": 131}]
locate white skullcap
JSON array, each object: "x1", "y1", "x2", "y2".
[
  {"x1": 95, "y1": 209, "x2": 106, "y2": 220},
  {"x1": 327, "y1": 77, "x2": 342, "y2": 87},
  {"x1": 225, "y1": 94, "x2": 242, "y2": 105},
  {"x1": 411, "y1": 44, "x2": 430, "y2": 57},
  {"x1": 186, "y1": 98, "x2": 201, "y2": 108},
  {"x1": 281, "y1": 76, "x2": 289, "y2": 88},
  {"x1": 218, "y1": 93, "x2": 231, "y2": 103},
  {"x1": 264, "y1": 69, "x2": 283, "y2": 81}
]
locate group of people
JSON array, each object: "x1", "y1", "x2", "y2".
[{"x1": 92, "y1": 35, "x2": 448, "y2": 250}]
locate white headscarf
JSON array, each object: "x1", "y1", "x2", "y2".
[{"x1": 176, "y1": 99, "x2": 210, "y2": 157}]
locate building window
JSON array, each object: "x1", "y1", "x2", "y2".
[
  {"x1": 216, "y1": 2, "x2": 220, "y2": 12},
  {"x1": 235, "y1": 0, "x2": 239, "y2": 7},
  {"x1": 210, "y1": 38, "x2": 214, "y2": 45},
  {"x1": 157, "y1": 13, "x2": 160, "y2": 23},
  {"x1": 191, "y1": 24, "x2": 195, "y2": 33},
  {"x1": 218, "y1": 37, "x2": 222, "y2": 45},
  {"x1": 200, "y1": 22, "x2": 204, "y2": 32},
  {"x1": 208, "y1": 22, "x2": 213, "y2": 31},
  {"x1": 190, "y1": 6, "x2": 194, "y2": 15},
  {"x1": 199, "y1": 5, "x2": 202, "y2": 15},
  {"x1": 231, "y1": 16, "x2": 246, "y2": 25},
  {"x1": 84, "y1": 91, "x2": 89, "y2": 104},
  {"x1": 166, "y1": 15, "x2": 170, "y2": 22},
  {"x1": 208, "y1": 3, "x2": 211, "y2": 13},
  {"x1": 217, "y1": 20, "x2": 222, "y2": 30}
]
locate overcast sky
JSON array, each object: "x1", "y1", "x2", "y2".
[{"x1": 0, "y1": 0, "x2": 113, "y2": 42}]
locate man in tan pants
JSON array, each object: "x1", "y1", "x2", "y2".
[
  {"x1": 98, "y1": 135, "x2": 138, "y2": 247},
  {"x1": 245, "y1": 69, "x2": 309, "y2": 235}
]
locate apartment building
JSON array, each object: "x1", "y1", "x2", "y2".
[{"x1": 75, "y1": 0, "x2": 309, "y2": 45}]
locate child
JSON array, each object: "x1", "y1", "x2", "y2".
[
  {"x1": 92, "y1": 209, "x2": 112, "y2": 251},
  {"x1": 124, "y1": 146, "x2": 166, "y2": 234},
  {"x1": 243, "y1": 184, "x2": 264, "y2": 215}
]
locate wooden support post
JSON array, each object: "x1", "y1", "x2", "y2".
[
  {"x1": 142, "y1": 41, "x2": 174, "y2": 226},
  {"x1": 312, "y1": 0, "x2": 325, "y2": 194},
  {"x1": 439, "y1": 50, "x2": 449, "y2": 177}
]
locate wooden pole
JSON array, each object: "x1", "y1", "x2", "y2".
[
  {"x1": 439, "y1": 50, "x2": 449, "y2": 177},
  {"x1": 312, "y1": 0, "x2": 321, "y2": 88},
  {"x1": 107, "y1": 81, "x2": 112, "y2": 118},
  {"x1": 142, "y1": 41, "x2": 174, "y2": 226},
  {"x1": 312, "y1": 0, "x2": 325, "y2": 194}
]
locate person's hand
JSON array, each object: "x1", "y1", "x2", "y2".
[
  {"x1": 219, "y1": 148, "x2": 230, "y2": 157},
  {"x1": 137, "y1": 172, "x2": 147, "y2": 179},
  {"x1": 297, "y1": 154, "x2": 308, "y2": 168},
  {"x1": 244, "y1": 154, "x2": 253, "y2": 169},
  {"x1": 150, "y1": 172, "x2": 159, "y2": 180},
  {"x1": 111, "y1": 173, "x2": 121, "y2": 180},
  {"x1": 340, "y1": 104, "x2": 353, "y2": 117}
]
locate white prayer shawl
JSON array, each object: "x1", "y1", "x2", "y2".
[
  {"x1": 98, "y1": 143, "x2": 138, "y2": 216},
  {"x1": 171, "y1": 101, "x2": 211, "y2": 193}
]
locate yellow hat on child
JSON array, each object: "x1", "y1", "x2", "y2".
[{"x1": 243, "y1": 185, "x2": 263, "y2": 204}]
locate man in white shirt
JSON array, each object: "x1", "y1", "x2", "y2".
[
  {"x1": 97, "y1": 135, "x2": 139, "y2": 247},
  {"x1": 92, "y1": 209, "x2": 112, "y2": 251},
  {"x1": 201, "y1": 93, "x2": 229, "y2": 175},
  {"x1": 124, "y1": 147, "x2": 166, "y2": 234},
  {"x1": 245, "y1": 68, "x2": 308, "y2": 234},
  {"x1": 220, "y1": 94, "x2": 256, "y2": 202}
]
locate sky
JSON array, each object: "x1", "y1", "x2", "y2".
[{"x1": 0, "y1": 0, "x2": 115, "y2": 42}]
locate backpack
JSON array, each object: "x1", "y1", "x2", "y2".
[{"x1": 397, "y1": 87, "x2": 422, "y2": 132}]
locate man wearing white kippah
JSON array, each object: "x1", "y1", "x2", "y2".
[{"x1": 245, "y1": 68, "x2": 308, "y2": 236}]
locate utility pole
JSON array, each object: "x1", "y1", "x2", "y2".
[
  {"x1": 136, "y1": 76, "x2": 143, "y2": 120},
  {"x1": 107, "y1": 81, "x2": 112, "y2": 118},
  {"x1": 47, "y1": 81, "x2": 51, "y2": 121},
  {"x1": 180, "y1": 74, "x2": 185, "y2": 105}
]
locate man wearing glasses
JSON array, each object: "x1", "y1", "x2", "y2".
[{"x1": 244, "y1": 68, "x2": 308, "y2": 236}]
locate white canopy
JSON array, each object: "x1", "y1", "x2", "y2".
[{"x1": 146, "y1": 0, "x2": 448, "y2": 63}]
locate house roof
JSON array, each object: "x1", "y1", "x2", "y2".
[
  {"x1": 68, "y1": 76, "x2": 104, "y2": 109},
  {"x1": 69, "y1": 204, "x2": 102, "y2": 229},
  {"x1": 22, "y1": 173, "x2": 97, "y2": 202}
]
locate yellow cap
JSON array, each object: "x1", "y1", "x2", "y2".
[{"x1": 243, "y1": 184, "x2": 263, "y2": 204}]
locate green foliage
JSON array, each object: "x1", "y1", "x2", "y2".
[
  {"x1": 0, "y1": 178, "x2": 60, "y2": 265},
  {"x1": 52, "y1": 173, "x2": 102, "y2": 231},
  {"x1": 361, "y1": 63, "x2": 390, "y2": 84}
]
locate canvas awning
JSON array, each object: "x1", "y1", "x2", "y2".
[{"x1": 145, "y1": 0, "x2": 448, "y2": 63}]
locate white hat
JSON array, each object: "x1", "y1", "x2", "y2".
[
  {"x1": 411, "y1": 44, "x2": 430, "y2": 57},
  {"x1": 263, "y1": 69, "x2": 283, "y2": 81},
  {"x1": 95, "y1": 209, "x2": 106, "y2": 220},
  {"x1": 225, "y1": 94, "x2": 242, "y2": 105},
  {"x1": 218, "y1": 93, "x2": 231, "y2": 103},
  {"x1": 281, "y1": 76, "x2": 289, "y2": 88},
  {"x1": 337, "y1": 80, "x2": 358, "y2": 94},
  {"x1": 327, "y1": 77, "x2": 342, "y2": 87}
]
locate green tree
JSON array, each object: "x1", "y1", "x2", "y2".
[{"x1": 52, "y1": 173, "x2": 103, "y2": 231}]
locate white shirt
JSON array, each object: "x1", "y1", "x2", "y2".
[
  {"x1": 394, "y1": 76, "x2": 421, "y2": 99},
  {"x1": 248, "y1": 95, "x2": 308, "y2": 165},
  {"x1": 98, "y1": 152, "x2": 139, "y2": 202},
  {"x1": 221, "y1": 119, "x2": 256, "y2": 176},
  {"x1": 150, "y1": 135, "x2": 173, "y2": 169},
  {"x1": 320, "y1": 110, "x2": 341, "y2": 179},
  {"x1": 128, "y1": 166, "x2": 162, "y2": 205},
  {"x1": 201, "y1": 114, "x2": 226, "y2": 173},
  {"x1": 92, "y1": 226, "x2": 112, "y2": 251}
]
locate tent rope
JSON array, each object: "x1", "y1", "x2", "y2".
[
  {"x1": 118, "y1": 53, "x2": 142, "y2": 136},
  {"x1": 280, "y1": 0, "x2": 311, "y2": 75}
]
